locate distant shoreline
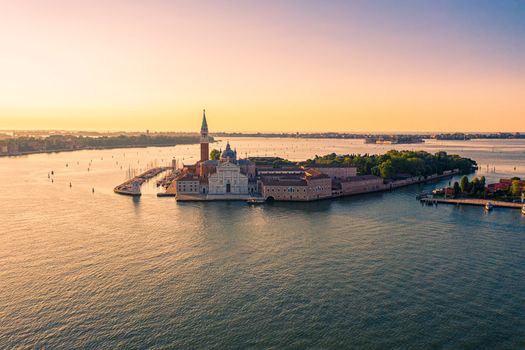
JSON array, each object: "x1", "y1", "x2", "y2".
[
  {"x1": 213, "y1": 132, "x2": 525, "y2": 141},
  {"x1": 0, "y1": 143, "x2": 200, "y2": 157}
]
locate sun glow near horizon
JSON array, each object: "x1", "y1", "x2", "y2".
[{"x1": 0, "y1": 0, "x2": 524, "y2": 132}]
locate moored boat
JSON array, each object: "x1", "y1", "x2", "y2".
[
  {"x1": 416, "y1": 192, "x2": 430, "y2": 200},
  {"x1": 247, "y1": 197, "x2": 266, "y2": 204},
  {"x1": 522, "y1": 205, "x2": 525, "y2": 215},
  {"x1": 485, "y1": 202, "x2": 493, "y2": 211}
]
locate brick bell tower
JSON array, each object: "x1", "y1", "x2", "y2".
[{"x1": 200, "y1": 109, "x2": 209, "y2": 162}]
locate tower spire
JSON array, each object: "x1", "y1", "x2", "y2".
[{"x1": 201, "y1": 109, "x2": 208, "y2": 131}]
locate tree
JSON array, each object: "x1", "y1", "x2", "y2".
[
  {"x1": 378, "y1": 160, "x2": 396, "y2": 178},
  {"x1": 470, "y1": 177, "x2": 479, "y2": 194},
  {"x1": 460, "y1": 176, "x2": 470, "y2": 193},
  {"x1": 479, "y1": 176, "x2": 486, "y2": 190},
  {"x1": 511, "y1": 180, "x2": 521, "y2": 197},
  {"x1": 210, "y1": 149, "x2": 221, "y2": 160},
  {"x1": 453, "y1": 181, "x2": 461, "y2": 196}
]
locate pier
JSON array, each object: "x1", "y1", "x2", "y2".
[
  {"x1": 114, "y1": 167, "x2": 171, "y2": 196},
  {"x1": 420, "y1": 198, "x2": 523, "y2": 209},
  {"x1": 156, "y1": 169, "x2": 181, "y2": 189}
]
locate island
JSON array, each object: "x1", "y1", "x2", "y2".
[
  {"x1": 131, "y1": 111, "x2": 478, "y2": 202},
  {"x1": 0, "y1": 132, "x2": 210, "y2": 156},
  {"x1": 364, "y1": 135, "x2": 424, "y2": 144}
]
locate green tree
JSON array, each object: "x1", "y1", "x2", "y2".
[
  {"x1": 471, "y1": 177, "x2": 479, "y2": 194},
  {"x1": 378, "y1": 160, "x2": 396, "y2": 178},
  {"x1": 511, "y1": 180, "x2": 521, "y2": 197},
  {"x1": 210, "y1": 149, "x2": 221, "y2": 160},
  {"x1": 453, "y1": 181, "x2": 461, "y2": 196},
  {"x1": 460, "y1": 176, "x2": 470, "y2": 193}
]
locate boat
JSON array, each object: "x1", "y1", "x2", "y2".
[
  {"x1": 246, "y1": 197, "x2": 266, "y2": 204},
  {"x1": 522, "y1": 205, "x2": 525, "y2": 215},
  {"x1": 485, "y1": 202, "x2": 493, "y2": 211},
  {"x1": 416, "y1": 192, "x2": 430, "y2": 200}
]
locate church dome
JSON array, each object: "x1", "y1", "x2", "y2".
[{"x1": 221, "y1": 142, "x2": 237, "y2": 161}]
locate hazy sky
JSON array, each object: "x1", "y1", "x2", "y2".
[{"x1": 0, "y1": 0, "x2": 524, "y2": 132}]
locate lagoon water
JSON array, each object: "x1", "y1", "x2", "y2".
[{"x1": 1, "y1": 138, "x2": 524, "y2": 349}]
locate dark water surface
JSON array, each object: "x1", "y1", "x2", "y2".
[{"x1": 1, "y1": 138, "x2": 524, "y2": 349}]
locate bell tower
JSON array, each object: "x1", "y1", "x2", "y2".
[{"x1": 200, "y1": 109, "x2": 209, "y2": 162}]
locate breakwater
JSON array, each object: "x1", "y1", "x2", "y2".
[{"x1": 420, "y1": 198, "x2": 523, "y2": 209}]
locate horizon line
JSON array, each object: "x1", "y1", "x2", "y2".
[{"x1": 1, "y1": 129, "x2": 524, "y2": 135}]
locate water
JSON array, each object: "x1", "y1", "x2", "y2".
[{"x1": 1, "y1": 138, "x2": 524, "y2": 349}]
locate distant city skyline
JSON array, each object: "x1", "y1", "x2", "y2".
[{"x1": 1, "y1": 0, "x2": 524, "y2": 132}]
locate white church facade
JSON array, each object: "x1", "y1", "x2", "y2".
[{"x1": 208, "y1": 161, "x2": 249, "y2": 195}]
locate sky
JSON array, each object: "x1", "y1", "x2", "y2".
[{"x1": 0, "y1": 0, "x2": 524, "y2": 132}]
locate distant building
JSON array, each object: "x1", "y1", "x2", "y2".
[{"x1": 7, "y1": 142, "x2": 19, "y2": 154}]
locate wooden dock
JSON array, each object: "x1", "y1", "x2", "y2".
[{"x1": 420, "y1": 198, "x2": 523, "y2": 209}]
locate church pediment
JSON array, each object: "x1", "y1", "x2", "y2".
[{"x1": 219, "y1": 161, "x2": 238, "y2": 168}]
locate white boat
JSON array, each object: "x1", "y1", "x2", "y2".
[
  {"x1": 522, "y1": 205, "x2": 525, "y2": 215},
  {"x1": 485, "y1": 202, "x2": 493, "y2": 211},
  {"x1": 247, "y1": 197, "x2": 266, "y2": 204}
]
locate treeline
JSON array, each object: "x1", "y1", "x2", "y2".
[
  {"x1": 452, "y1": 176, "x2": 523, "y2": 199},
  {"x1": 456, "y1": 176, "x2": 487, "y2": 196},
  {"x1": 301, "y1": 150, "x2": 476, "y2": 179},
  {"x1": 248, "y1": 156, "x2": 295, "y2": 166},
  {"x1": 2, "y1": 134, "x2": 205, "y2": 153},
  {"x1": 245, "y1": 150, "x2": 476, "y2": 179},
  {"x1": 76, "y1": 134, "x2": 204, "y2": 148}
]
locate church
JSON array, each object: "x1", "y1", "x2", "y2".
[{"x1": 173, "y1": 111, "x2": 256, "y2": 199}]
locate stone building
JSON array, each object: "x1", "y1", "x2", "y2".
[
  {"x1": 339, "y1": 175, "x2": 384, "y2": 195},
  {"x1": 175, "y1": 174, "x2": 201, "y2": 194},
  {"x1": 261, "y1": 169, "x2": 332, "y2": 201}
]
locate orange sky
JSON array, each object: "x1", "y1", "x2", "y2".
[{"x1": 0, "y1": 1, "x2": 524, "y2": 132}]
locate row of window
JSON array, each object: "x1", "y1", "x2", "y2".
[
  {"x1": 179, "y1": 182, "x2": 199, "y2": 192},
  {"x1": 267, "y1": 187, "x2": 330, "y2": 193},
  {"x1": 268, "y1": 187, "x2": 307, "y2": 193}
]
